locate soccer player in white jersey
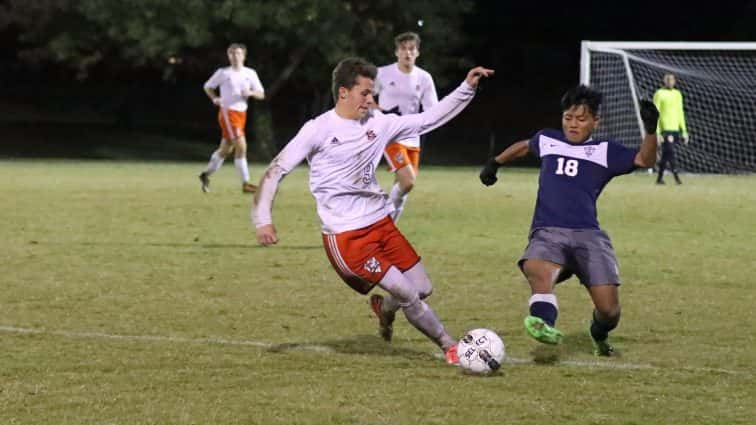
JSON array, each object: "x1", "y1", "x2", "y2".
[
  {"x1": 374, "y1": 32, "x2": 439, "y2": 223},
  {"x1": 252, "y1": 57, "x2": 493, "y2": 365},
  {"x1": 479, "y1": 86, "x2": 659, "y2": 356},
  {"x1": 199, "y1": 43, "x2": 265, "y2": 194}
]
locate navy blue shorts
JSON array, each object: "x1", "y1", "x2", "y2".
[{"x1": 518, "y1": 227, "x2": 621, "y2": 286}]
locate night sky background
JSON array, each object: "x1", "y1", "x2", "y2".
[{"x1": 2, "y1": 0, "x2": 756, "y2": 164}]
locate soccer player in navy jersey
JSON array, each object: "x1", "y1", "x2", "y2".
[{"x1": 478, "y1": 85, "x2": 659, "y2": 356}]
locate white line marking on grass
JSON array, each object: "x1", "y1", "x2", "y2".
[
  {"x1": 0, "y1": 325, "x2": 745, "y2": 375},
  {"x1": 0, "y1": 325, "x2": 334, "y2": 353}
]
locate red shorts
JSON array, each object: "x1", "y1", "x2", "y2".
[
  {"x1": 217, "y1": 108, "x2": 246, "y2": 140},
  {"x1": 384, "y1": 143, "x2": 420, "y2": 172},
  {"x1": 322, "y1": 216, "x2": 421, "y2": 294}
]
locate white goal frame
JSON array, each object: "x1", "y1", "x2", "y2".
[{"x1": 580, "y1": 41, "x2": 756, "y2": 173}]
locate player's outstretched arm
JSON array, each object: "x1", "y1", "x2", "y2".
[
  {"x1": 389, "y1": 66, "x2": 494, "y2": 142},
  {"x1": 635, "y1": 100, "x2": 659, "y2": 168},
  {"x1": 479, "y1": 139, "x2": 529, "y2": 186}
]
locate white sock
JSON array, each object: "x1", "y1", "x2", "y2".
[
  {"x1": 389, "y1": 183, "x2": 409, "y2": 222},
  {"x1": 204, "y1": 152, "x2": 225, "y2": 176},
  {"x1": 234, "y1": 157, "x2": 250, "y2": 183}
]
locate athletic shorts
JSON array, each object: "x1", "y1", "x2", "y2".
[
  {"x1": 384, "y1": 143, "x2": 420, "y2": 172},
  {"x1": 322, "y1": 216, "x2": 421, "y2": 294},
  {"x1": 217, "y1": 108, "x2": 246, "y2": 140},
  {"x1": 517, "y1": 227, "x2": 621, "y2": 286}
]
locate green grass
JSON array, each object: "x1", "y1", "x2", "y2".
[{"x1": 2, "y1": 160, "x2": 754, "y2": 424}]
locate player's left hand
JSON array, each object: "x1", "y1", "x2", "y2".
[
  {"x1": 465, "y1": 66, "x2": 495, "y2": 89},
  {"x1": 639, "y1": 100, "x2": 659, "y2": 134},
  {"x1": 683, "y1": 135, "x2": 690, "y2": 145},
  {"x1": 479, "y1": 157, "x2": 501, "y2": 186},
  {"x1": 256, "y1": 224, "x2": 278, "y2": 246}
]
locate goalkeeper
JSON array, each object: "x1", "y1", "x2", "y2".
[{"x1": 653, "y1": 73, "x2": 688, "y2": 185}]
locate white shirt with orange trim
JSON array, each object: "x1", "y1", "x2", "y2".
[
  {"x1": 204, "y1": 66, "x2": 264, "y2": 112},
  {"x1": 252, "y1": 81, "x2": 476, "y2": 234},
  {"x1": 374, "y1": 63, "x2": 438, "y2": 148}
]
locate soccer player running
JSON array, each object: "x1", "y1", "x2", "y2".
[
  {"x1": 478, "y1": 86, "x2": 659, "y2": 356},
  {"x1": 199, "y1": 43, "x2": 265, "y2": 194},
  {"x1": 374, "y1": 32, "x2": 439, "y2": 223},
  {"x1": 653, "y1": 73, "x2": 688, "y2": 185},
  {"x1": 370, "y1": 32, "x2": 439, "y2": 342},
  {"x1": 252, "y1": 57, "x2": 493, "y2": 364}
]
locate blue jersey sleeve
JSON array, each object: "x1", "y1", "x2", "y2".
[
  {"x1": 528, "y1": 130, "x2": 544, "y2": 157},
  {"x1": 607, "y1": 142, "x2": 638, "y2": 175}
]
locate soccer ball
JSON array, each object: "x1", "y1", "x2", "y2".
[{"x1": 456, "y1": 328, "x2": 505, "y2": 375}]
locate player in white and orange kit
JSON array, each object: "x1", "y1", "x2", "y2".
[
  {"x1": 199, "y1": 43, "x2": 265, "y2": 194},
  {"x1": 252, "y1": 57, "x2": 493, "y2": 365},
  {"x1": 375, "y1": 32, "x2": 438, "y2": 223}
]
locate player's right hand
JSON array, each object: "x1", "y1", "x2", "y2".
[
  {"x1": 479, "y1": 157, "x2": 501, "y2": 186},
  {"x1": 639, "y1": 100, "x2": 659, "y2": 134},
  {"x1": 256, "y1": 224, "x2": 278, "y2": 246}
]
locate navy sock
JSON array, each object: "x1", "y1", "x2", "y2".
[
  {"x1": 590, "y1": 310, "x2": 619, "y2": 342},
  {"x1": 530, "y1": 302, "x2": 558, "y2": 327}
]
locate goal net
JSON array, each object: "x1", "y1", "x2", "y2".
[{"x1": 581, "y1": 41, "x2": 756, "y2": 173}]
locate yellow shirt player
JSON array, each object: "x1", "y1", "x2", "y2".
[{"x1": 653, "y1": 73, "x2": 688, "y2": 184}]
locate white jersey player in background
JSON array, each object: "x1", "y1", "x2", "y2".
[
  {"x1": 374, "y1": 32, "x2": 438, "y2": 222},
  {"x1": 252, "y1": 57, "x2": 493, "y2": 364},
  {"x1": 199, "y1": 43, "x2": 265, "y2": 194}
]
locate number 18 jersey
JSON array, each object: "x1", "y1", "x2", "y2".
[{"x1": 528, "y1": 129, "x2": 638, "y2": 230}]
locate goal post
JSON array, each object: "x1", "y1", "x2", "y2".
[{"x1": 581, "y1": 41, "x2": 756, "y2": 173}]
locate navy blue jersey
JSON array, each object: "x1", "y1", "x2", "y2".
[{"x1": 528, "y1": 129, "x2": 638, "y2": 230}]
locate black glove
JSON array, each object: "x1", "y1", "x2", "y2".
[
  {"x1": 639, "y1": 99, "x2": 659, "y2": 134},
  {"x1": 382, "y1": 105, "x2": 402, "y2": 116},
  {"x1": 479, "y1": 157, "x2": 501, "y2": 186}
]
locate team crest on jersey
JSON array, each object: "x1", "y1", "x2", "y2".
[
  {"x1": 366, "y1": 130, "x2": 377, "y2": 141},
  {"x1": 330, "y1": 137, "x2": 341, "y2": 145},
  {"x1": 389, "y1": 81, "x2": 396, "y2": 86},
  {"x1": 584, "y1": 146, "x2": 596, "y2": 157},
  {"x1": 415, "y1": 84, "x2": 421, "y2": 91},
  {"x1": 364, "y1": 257, "x2": 382, "y2": 274}
]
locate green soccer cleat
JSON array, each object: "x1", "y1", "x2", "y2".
[{"x1": 523, "y1": 315, "x2": 563, "y2": 345}]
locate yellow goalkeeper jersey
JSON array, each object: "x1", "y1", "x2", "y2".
[{"x1": 653, "y1": 87, "x2": 688, "y2": 136}]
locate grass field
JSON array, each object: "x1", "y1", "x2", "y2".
[{"x1": 2, "y1": 160, "x2": 754, "y2": 425}]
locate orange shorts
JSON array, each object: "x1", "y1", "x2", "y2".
[
  {"x1": 384, "y1": 143, "x2": 420, "y2": 172},
  {"x1": 217, "y1": 108, "x2": 246, "y2": 140},
  {"x1": 322, "y1": 216, "x2": 421, "y2": 294}
]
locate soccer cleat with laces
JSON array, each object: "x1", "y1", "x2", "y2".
[
  {"x1": 369, "y1": 294, "x2": 395, "y2": 342},
  {"x1": 242, "y1": 182, "x2": 258, "y2": 193},
  {"x1": 199, "y1": 172, "x2": 211, "y2": 193},
  {"x1": 523, "y1": 315, "x2": 563, "y2": 345},
  {"x1": 445, "y1": 344, "x2": 460, "y2": 365}
]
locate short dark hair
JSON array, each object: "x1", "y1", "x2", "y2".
[
  {"x1": 227, "y1": 43, "x2": 247, "y2": 55},
  {"x1": 331, "y1": 57, "x2": 377, "y2": 102},
  {"x1": 560, "y1": 85, "x2": 602, "y2": 116},
  {"x1": 394, "y1": 32, "x2": 421, "y2": 48}
]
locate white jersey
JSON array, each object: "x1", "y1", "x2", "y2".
[
  {"x1": 203, "y1": 66, "x2": 264, "y2": 112},
  {"x1": 252, "y1": 82, "x2": 476, "y2": 234},
  {"x1": 375, "y1": 63, "x2": 438, "y2": 148}
]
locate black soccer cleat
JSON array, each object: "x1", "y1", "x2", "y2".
[{"x1": 199, "y1": 172, "x2": 211, "y2": 193}]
